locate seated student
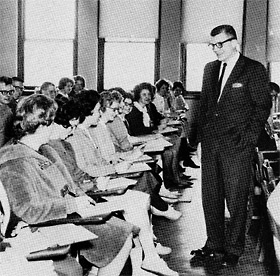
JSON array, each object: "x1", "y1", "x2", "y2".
[
  {"x1": 50, "y1": 93, "x2": 179, "y2": 276},
  {"x1": 55, "y1": 77, "x2": 74, "y2": 106},
  {"x1": 153, "y1": 79, "x2": 174, "y2": 115},
  {"x1": 170, "y1": 81, "x2": 189, "y2": 112},
  {"x1": 106, "y1": 88, "x2": 134, "y2": 152},
  {"x1": 8, "y1": 76, "x2": 25, "y2": 114},
  {"x1": 0, "y1": 179, "x2": 82, "y2": 276},
  {"x1": 105, "y1": 90, "x2": 181, "y2": 199},
  {"x1": 0, "y1": 94, "x2": 136, "y2": 276},
  {"x1": 83, "y1": 90, "x2": 181, "y2": 218},
  {"x1": 38, "y1": 81, "x2": 57, "y2": 100},
  {"x1": 125, "y1": 82, "x2": 194, "y2": 189},
  {"x1": 126, "y1": 82, "x2": 164, "y2": 136},
  {"x1": 0, "y1": 76, "x2": 14, "y2": 148},
  {"x1": 69, "y1": 75, "x2": 86, "y2": 100},
  {"x1": 60, "y1": 91, "x2": 180, "y2": 217},
  {"x1": 170, "y1": 81, "x2": 200, "y2": 170}
]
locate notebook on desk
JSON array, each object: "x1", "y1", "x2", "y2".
[
  {"x1": 21, "y1": 224, "x2": 98, "y2": 254},
  {"x1": 133, "y1": 154, "x2": 153, "y2": 163},
  {"x1": 121, "y1": 162, "x2": 151, "y2": 174},
  {"x1": 143, "y1": 138, "x2": 173, "y2": 153},
  {"x1": 106, "y1": 177, "x2": 137, "y2": 189}
]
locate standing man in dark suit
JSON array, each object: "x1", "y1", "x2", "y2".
[{"x1": 191, "y1": 25, "x2": 271, "y2": 269}]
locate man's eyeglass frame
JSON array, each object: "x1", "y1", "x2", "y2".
[
  {"x1": 208, "y1": 37, "x2": 236, "y2": 49},
  {"x1": 0, "y1": 90, "x2": 15, "y2": 96}
]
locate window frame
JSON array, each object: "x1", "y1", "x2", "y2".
[
  {"x1": 17, "y1": 0, "x2": 78, "y2": 88},
  {"x1": 97, "y1": 38, "x2": 159, "y2": 92},
  {"x1": 97, "y1": 0, "x2": 161, "y2": 92}
]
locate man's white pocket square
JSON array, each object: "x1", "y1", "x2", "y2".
[{"x1": 232, "y1": 83, "x2": 243, "y2": 88}]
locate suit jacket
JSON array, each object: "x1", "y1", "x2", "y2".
[{"x1": 199, "y1": 54, "x2": 271, "y2": 150}]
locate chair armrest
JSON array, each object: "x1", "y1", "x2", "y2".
[
  {"x1": 86, "y1": 187, "x2": 128, "y2": 198},
  {"x1": 26, "y1": 245, "x2": 71, "y2": 262},
  {"x1": 28, "y1": 213, "x2": 112, "y2": 228}
]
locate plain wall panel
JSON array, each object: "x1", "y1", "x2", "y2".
[
  {"x1": 77, "y1": 0, "x2": 99, "y2": 89},
  {"x1": 159, "y1": 0, "x2": 182, "y2": 82},
  {"x1": 0, "y1": 0, "x2": 18, "y2": 77},
  {"x1": 243, "y1": 0, "x2": 268, "y2": 65}
]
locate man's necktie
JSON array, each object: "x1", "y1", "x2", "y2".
[{"x1": 217, "y1": 63, "x2": 227, "y2": 94}]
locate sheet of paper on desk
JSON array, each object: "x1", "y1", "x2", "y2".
[
  {"x1": 107, "y1": 177, "x2": 137, "y2": 189},
  {"x1": 22, "y1": 224, "x2": 97, "y2": 252},
  {"x1": 144, "y1": 138, "x2": 173, "y2": 152},
  {"x1": 38, "y1": 224, "x2": 97, "y2": 247},
  {"x1": 133, "y1": 154, "x2": 153, "y2": 163},
  {"x1": 133, "y1": 134, "x2": 164, "y2": 143},
  {"x1": 125, "y1": 162, "x2": 151, "y2": 173},
  {"x1": 158, "y1": 127, "x2": 179, "y2": 134}
]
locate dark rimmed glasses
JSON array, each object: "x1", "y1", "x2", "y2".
[
  {"x1": 208, "y1": 37, "x2": 236, "y2": 50},
  {"x1": 14, "y1": 85, "x2": 24, "y2": 91},
  {"x1": 0, "y1": 90, "x2": 15, "y2": 96}
]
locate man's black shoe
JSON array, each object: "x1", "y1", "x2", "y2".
[
  {"x1": 190, "y1": 247, "x2": 211, "y2": 267},
  {"x1": 183, "y1": 159, "x2": 200, "y2": 169},
  {"x1": 190, "y1": 246, "x2": 220, "y2": 267},
  {"x1": 204, "y1": 252, "x2": 224, "y2": 275},
  {"x1": 222, "y1": 253, "x2": 239, "y2": 267}
]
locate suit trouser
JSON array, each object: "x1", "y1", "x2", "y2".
[{"x1": 201, "y1": 139, "x2": 254, "y2": 256}]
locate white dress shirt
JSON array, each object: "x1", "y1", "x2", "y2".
[{"x1": 217, "y1": 51, "x2": 240, "y2": 102}]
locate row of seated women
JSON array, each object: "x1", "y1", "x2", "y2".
[
  {"x1": 0, "y1": 92, "x2": 184, "y2": 276},
  {"x1": 0, "y1": 77, "x2": 199, "y2": 275},
  {"x1": 40, "y1": 77, "x2": 197, "y2": 190}
]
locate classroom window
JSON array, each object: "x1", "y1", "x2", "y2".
[
  {"x1": 185, "y1": 43, "x2": 216, "y2": 92},
  {"x1": 23, "y1": 0, "x2": 76, "y2": 86},
  {"x1": 103, "y1": 40, "x2": 155, "y2": 91},
  {"x1": 270, "y1": 62, "x2": 280, "y2": 86}
]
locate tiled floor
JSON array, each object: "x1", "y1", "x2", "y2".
[{"x1": 152, "y1": 155, "x2": 272, "y2": 276}]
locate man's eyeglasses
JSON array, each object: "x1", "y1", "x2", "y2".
[
  {"x1": 0, "y1": 90, "x2": 15, "y2": 96},
  {"x1": 14, "y1": 86, "x2": 24, "y2": 91},
  {"x1": 208, "y1": 37, "x2": 236, "y2": 49}
]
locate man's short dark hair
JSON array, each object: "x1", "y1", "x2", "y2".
[
  {"x1": 210, "y1": 25, "x2": 237, "y2": 39},
  {"x1": 0, "y1": 76, "x2": 12, "y2": 85},
  {"x1": 12, "y1": 76, "x2": 24, "y2": 83}
]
